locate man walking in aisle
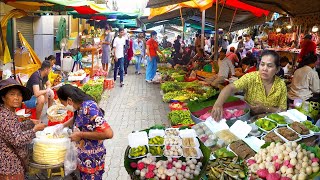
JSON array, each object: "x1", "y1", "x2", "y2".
[{"x1": 113, "y1": 28, "x2": 126, "y2": 87}]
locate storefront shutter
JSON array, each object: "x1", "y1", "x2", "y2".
[{"x1": 16, "y1": 17, "x2": 34, "y2": 48}]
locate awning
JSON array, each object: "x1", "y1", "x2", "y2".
[
  {"x1": 141, "y1": 4, "x2": 271, "y2": 31},
  {"x1": 146, "y1": 0, "x2": 190, "y2": 8},
  {"x1": 68, "y1": 11, "x2": 139, "y2": 20},
  {"x1": 3, "y1": 0, "x2": 108, "y2": 14},
  {"x1": 149, "y1": 0, "x2": 269, "y2": 19},
  {"x1": 239, "y1": 0, "x2": 320, "y2": 17}
]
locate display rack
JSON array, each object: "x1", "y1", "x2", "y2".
[{"x1": 80, "y1": 47, "x2": 100, "y2": 77}]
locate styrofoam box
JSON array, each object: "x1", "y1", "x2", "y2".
[
  {"x1": 204, "y1": 118, "x2": 252, "y2": 140},
  {"x1": 179, "y1": 129, "x2": 197, "y2": 138},
  {"x1": 243, "y1": 136, "x2": 265, "y2": 152},
  {"x1": 278, "y1": 109, "x2": 307, "y2": 122},
  {"x1": 128, "y1": 131, "x2": 148, "y2": 148},
  {"x1": 149, "y1": 129, "x2": 165, "y2": 138}
]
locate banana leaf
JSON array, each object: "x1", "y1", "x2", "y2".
[
  {"x1": 187, "y1": 96, "x2": 240, "y2": 113},
  {"x1": 124, "y1": 127, "x2": 211, "y2": 180}
]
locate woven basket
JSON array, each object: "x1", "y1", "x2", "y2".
[{"x1": 47, "y1": 105, "x2": 67, "y2": 123}]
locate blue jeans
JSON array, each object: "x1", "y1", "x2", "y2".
[
  {"x1": 146, "y1": 56, "x2": 157, "y2": 81},
  {"x1": 114, "y1": 57, "x2": 124, "y2": 82},
  {"x1": 135, "y1": 55, "x2": 142, "y2": 72},
  {"x1": 24, "y1": 95, "x2": 37, "y2": 108}
]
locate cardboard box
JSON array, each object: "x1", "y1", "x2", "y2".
[{"x1": 14, "y1": 49, "x2": 31, "y2": 67}]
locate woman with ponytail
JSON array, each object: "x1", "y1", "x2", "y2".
[{"x1": 54, "y1": 84, "x2": 113, "y2": 180}]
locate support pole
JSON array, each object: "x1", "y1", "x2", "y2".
[
  {"x1": 201, "y1": 10, "x2": 205, "y2": 49},
  {"x1": 214, "y1": 1, "x2": 219, "y2": 61}
]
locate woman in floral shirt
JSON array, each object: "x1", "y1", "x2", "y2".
[
  {"x1": 56, "y1": 84, "x2": 113, "y2": 180},
  {"x1": 0, "y1": 78, "x2": 46, "y2": 179}
]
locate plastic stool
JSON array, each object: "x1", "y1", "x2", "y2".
[{"x1": 47, "y1": 167, "x2": 64, "y2": 178}]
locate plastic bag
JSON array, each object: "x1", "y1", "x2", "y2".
[
  {"x1": 64, "y1": 141, "x2": 78, "y2": 176},
  {"x1": 152, "y1": 72, "x2": 162, "y2": 83}
]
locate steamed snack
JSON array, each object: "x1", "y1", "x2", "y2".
[
  {"x1": 277, "y1": 127, "x2": 300, "y2": 141},
  {"x1": 164, "y1": 136, "x2": 182, "y2": 146},
  {"x1": 165, "y1": 128, "x2": 179, "y2": 136},
  {"x1": 263, "y1": 132, "x2": 284, "y2": 143},
  {"x1": 248, "y1": 142, "x2": 320, "y2": 180},
  {"x1": 289, "y1": 122, "x2": 310, "y2": 135},
  {"x1": 192, "y1": 123, "x2": 218, "y2": 147},
  {"x1": 215, "y1": 129, "x2": 239, "y2": 145},
  {"x1": 255, "y1": 118, "x2": 277, "y2": 131},
  {"x1": 229, "y1": 140, "x2": 255, "y2": 160},
  {"x1": 183, "y1": 147, "x2": 198, "y2": 157},
  {"x1": 148, "y1": 136, "x2": 164, "y2": 145},
  {"x1": 130, "y1": 146, "x2": 147, "y2": 158},
  {"x1": 164, "y1": 145, "x2": 183, "y2": 157},
  {"x1": 182, "y1": 138, "x2": 196, "y2": 147},
  {"x1": 267, "y1": 113, "x2": 287, "y2": 124}
]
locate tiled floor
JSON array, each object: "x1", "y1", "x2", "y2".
[{"x1": 101, "y1": 66, "x2": 170, "y2": 179}]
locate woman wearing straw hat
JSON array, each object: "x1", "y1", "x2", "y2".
[{"x1": 0, "y1": 78, "x2": 46, "y2": 179}]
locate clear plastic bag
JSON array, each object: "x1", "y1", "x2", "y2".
[{"x1": 64, "y1": 141, "x2": 78, "y2": 176}]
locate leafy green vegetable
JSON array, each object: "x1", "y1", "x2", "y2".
[
  {"x1": 301, "y1": 143, "x2": 320, "y2": 159},
  {"x1": 168, "y1": 110, "x2": 193, "y2": 126}
]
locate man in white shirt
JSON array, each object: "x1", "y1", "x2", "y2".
[
  {"x1": 113, "y1": 28, "x2": 126, "y2": 87},
  {"x1": 288, "y1": 54, "x2": 320, "y2": 101},
  {"x1": 244, "y1": 34, "x2": 254, "y2": 52}
]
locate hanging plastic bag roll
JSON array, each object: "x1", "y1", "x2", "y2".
[{"x1": 64, "y1": 141, "x2": 78, "y2": 176}]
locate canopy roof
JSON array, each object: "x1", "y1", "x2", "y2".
[
  {"x1": 146, "y1": 0, "x2": 190, "y2": 8},
  {"x1": 240, "y1": 0, "x2": 320, "y2": 17},
  {"x1": 149, "y1": 0, "x2": 269, "y2": 19},
  {"x1": 141, "y1": 4, "x2": 270, "y2": 32}
]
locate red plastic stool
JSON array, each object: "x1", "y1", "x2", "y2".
[{"x1": 16, "y1": 103, "x2": 37, "y2": 121}]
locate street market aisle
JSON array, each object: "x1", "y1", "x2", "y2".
[{"x1": 101, "y1": 66, "x2": 170, "y2": 180}]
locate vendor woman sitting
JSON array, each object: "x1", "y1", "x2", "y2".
[
  {"x1": 0, "y1": 78, "x2": 46, "y2": 179},
  {"x1": 211, "y1": 50, "x2": 287, "y2": 121}
]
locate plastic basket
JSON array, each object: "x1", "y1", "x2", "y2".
[{"x1": 47, "y1": 105, "x2": 67, "y2": 123}]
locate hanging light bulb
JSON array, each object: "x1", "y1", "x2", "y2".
[
  {"x1": 276, "y1": 27, "x2": 281, "y2": 33},
  {"x1": 312, "y1": 25, "x2": 319, "y2": 32},
  {"x1": 286, "y1": 24, "x2": 292, "y2": 29}
]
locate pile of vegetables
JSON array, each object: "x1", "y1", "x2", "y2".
[
  {"x1": 168, "y1": 110, "x2": 193, "y2": 126},
  {"x1": 81, "y1": 79, "x2": 104, "y2": 102},
  {"x1": 93, "y1": 68, "x2": 108, "y2": 77},
  {"x1": 158, "y1": 48, "x2": 173, "y2": 62},
  {"x1": 130, "y1": 154, "x2": 203, "y2": 179},
  {"x1": 162, "y1": 87, "x2": 218, "y2": 103},
  {"x1": 247, "y1": 142, "x2": 320, "y2": 180}
]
